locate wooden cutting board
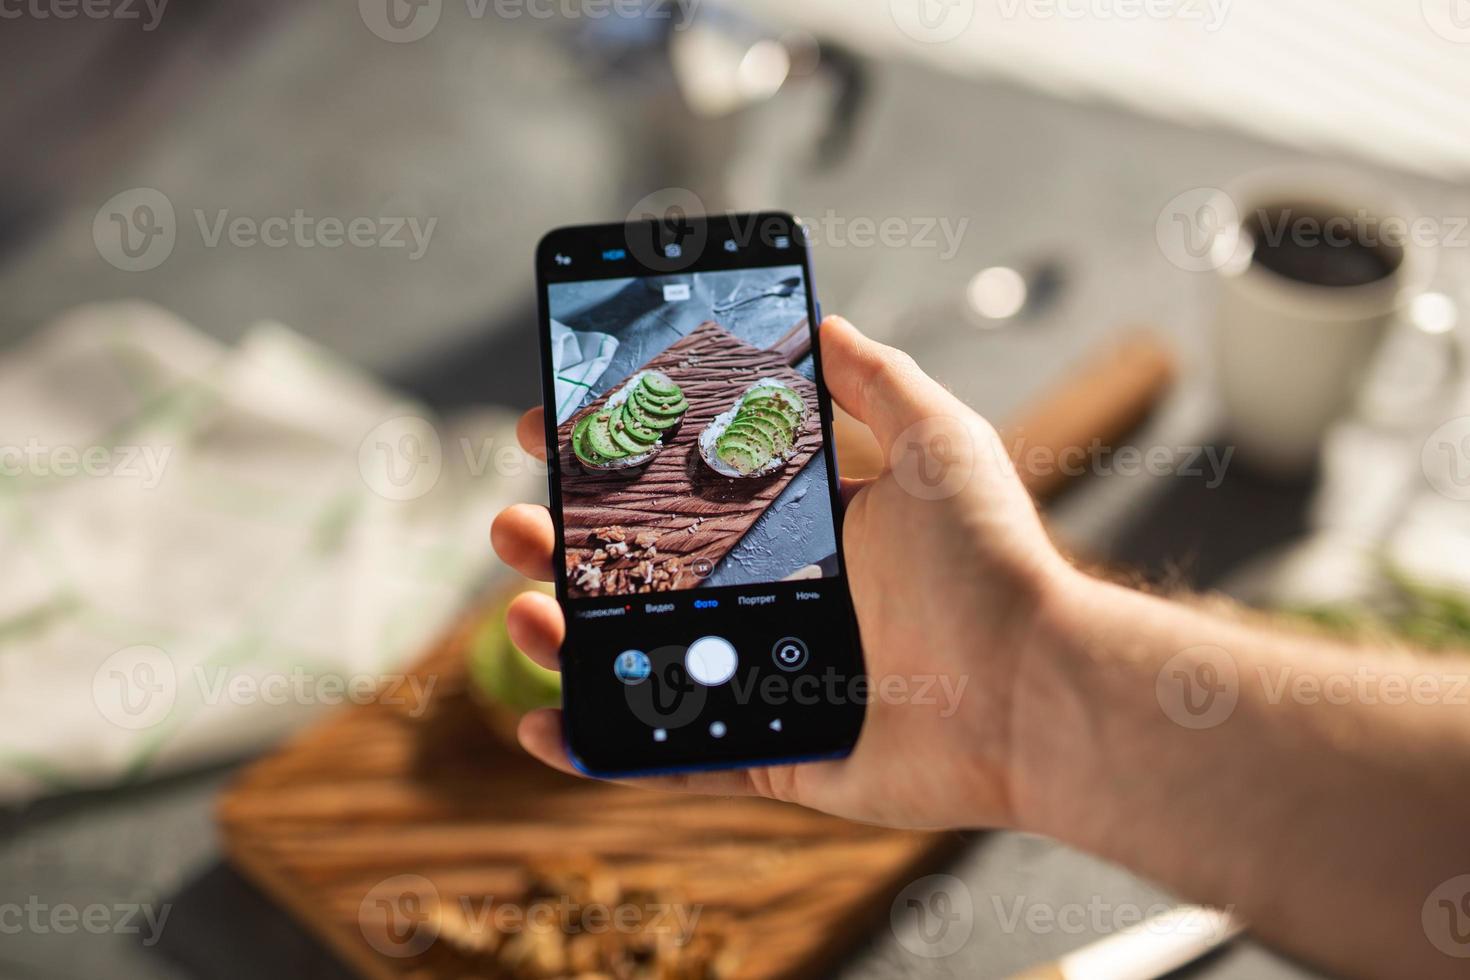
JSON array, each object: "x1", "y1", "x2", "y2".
[
  {"x1": 218, "y1": 623, "x2": 957, "y2": 980},
  {"x1": 558, "y1": 320, "x2": 821, "y2": 598}
]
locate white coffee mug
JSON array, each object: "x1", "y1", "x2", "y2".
[{"x1": 1208, "y1": 168, "x2": 1434, "y2": 476}]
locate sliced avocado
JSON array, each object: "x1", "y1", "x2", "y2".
[
  {"x1": 636, "y1": 381, "x2": 683, "y2": 405},
  {"x1": 634, "y1": 386, "x2": 688, "y2": 420},
  {"x1": 728, "y1": 414, "x2": 785, "y2": 454},
  {"x1": 634, "y1": 402, "x2": 681, "y2": 432},
  {"x1": 640, "y1": 409, "x2": 682, "y2": 432},
  {"x1": 639, "y1": 391, "x2": 689, "y2": 416},
  {"x1": 571, "y1": 413, "x2": 592, "y2": 452},
  {"x1": 621, "y1": 395, "x2": 661, "y2": 436},
  {"x1": 617, "y1": 399, "x2": 660, "y2": 444},
  {"x1": 717, "y1": 427, "x2": 775, "y2": 469},
  {"x1": 716, "y1": 440, "x2": 763, "y2": 475},
  {"x1": 585, "y1": 411, "x2": 627, "y2": 460},
  {"x1": 634, "y1": 392, "x2": 683, "y2": 431},
  {"x1": 637, "y1": 396, "x2": 683, "y2": 417},
  {"x1": 723, "y1": 419, "x2": 777, "y2": 458},
  {"x1": 637, "y1": 379, "x2": 682, "y2": 399},
  {"x1": 743, "y1": 385, "x2": 805, "y2": 420},
  {"x1": 744, "y1": 406, "x2": 796, "y2": 450},
  {"x1": 573, "y1": 414, "x2": 606, "y2": 466},
  {"x1": 640, "y1": 373, "x2": 682, "y2": 400},
  {"x1": 609, "y1": 406, "x2": 657, "y2": 456},
  {"x1": 741, "y1": 395, "x2": 800, "y2": 432}
]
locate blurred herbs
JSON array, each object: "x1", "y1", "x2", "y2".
[{"x1": 1289, "y1": 571, "x2": 1470, "y2": 654}]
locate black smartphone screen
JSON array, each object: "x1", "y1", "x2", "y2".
[{"x1": 535, "y1": 212, "x2": 865, "y2": 776}]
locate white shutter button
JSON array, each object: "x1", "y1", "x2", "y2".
[{"x1": 685, "y1": 635, "x2": 738, "y2": 686}]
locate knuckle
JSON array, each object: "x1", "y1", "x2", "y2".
[
  {"x1": 749, "y1": 765, "x2": 802, "y2": 804},
  {"x1": 863, "y1": 346, "x2": 919, "y2": 398}
]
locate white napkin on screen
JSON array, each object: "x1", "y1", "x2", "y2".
[{"x1": 550, "y1": 319, "x2": 618, "y2": 423}]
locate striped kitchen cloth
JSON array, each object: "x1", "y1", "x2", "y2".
[{"x1": 550, "y1": 319, "x2": 618, "y2": 423}]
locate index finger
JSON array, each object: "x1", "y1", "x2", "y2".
[{"x1": 517, "y1": 407, "x2": 548, "y2": 462}]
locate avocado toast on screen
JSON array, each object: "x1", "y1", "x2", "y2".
[
  {"x1": 571, "y1": 370, "x2": 688, "y2": 472},
  {"x1": 697, "y1": 378, "x2": 808, "y2": 477}
]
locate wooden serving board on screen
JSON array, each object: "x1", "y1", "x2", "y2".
[
  {"x1": 218, "y1": 621, "x2": 957, "y2": 980},
  {"x1": 558, "y1": 319, "x2": 821, "y2": 597}
]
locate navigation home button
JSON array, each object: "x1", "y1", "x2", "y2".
[{"x1": 685, "y1": 635, "x2": 738, "y2": 687}]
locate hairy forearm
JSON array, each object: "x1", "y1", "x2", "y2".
[{"x1": 1009, "y1": 571, "x2": 1470, "y2": 979}]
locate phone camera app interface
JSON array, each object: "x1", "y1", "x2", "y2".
[{"x1": 543, "y1": 231, "x2": 865, "y2": 774}]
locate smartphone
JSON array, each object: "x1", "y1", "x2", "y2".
[{"x1": 535, "y1": 211, "x2": 866, "y2": 777}]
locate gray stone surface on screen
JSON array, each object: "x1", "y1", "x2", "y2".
[{"x1": 548, "y1": 266, "x2": 835, "y2": 587}]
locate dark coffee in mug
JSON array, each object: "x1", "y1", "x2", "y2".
[{"x1": 1243, "y1": 204, "x2": 1403, "y2": 289}]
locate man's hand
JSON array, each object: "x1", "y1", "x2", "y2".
[
  {"x1": 490, "y1": 315, "x2": 1074, "y2": 829},
  {"x1": 491, "y1": 314, "x2": 1470, "y2": 978}
]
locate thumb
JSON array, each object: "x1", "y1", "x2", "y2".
[{"x1": 817, "y1": 315, "x2": 952, "y2": 454}]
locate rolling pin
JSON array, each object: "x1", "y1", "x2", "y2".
[{"x1": 833, "y1": 330, "x2": 1177, "y2": 501}]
